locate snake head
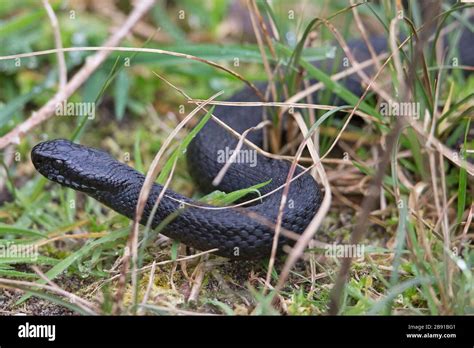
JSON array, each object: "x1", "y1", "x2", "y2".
[{"x1": 31, "y1": 139, "x2": 119, "y2": 194}]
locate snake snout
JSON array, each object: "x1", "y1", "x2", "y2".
[
  {"x1": 31, "y1": 139, "x2": 73, "y2": 171},
  {"x1": 32, "y1": 139, "x2": 127, "y2": 194},
  {"x1": 31, "y1": 139, "x2": 97, "y2": 192}
]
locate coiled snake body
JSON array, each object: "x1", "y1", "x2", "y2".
[{"x1": 31, "y1": 29, "x2": 474, "y2": 259}]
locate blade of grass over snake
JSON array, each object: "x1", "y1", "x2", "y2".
[
  {"x1": 201, "y1": 179, "x2": 272, "y2": 206},
  {"x1": 157, "y1": 106, "x2": 214, "y2": 184},
  {"x1": 71, "y1": 56, "x2": 122, "y2": 142}
]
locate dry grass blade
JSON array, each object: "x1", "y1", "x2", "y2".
[
  {"x1": 31, "y1": 266, "x2": 99, "y2": 315},
  {"x1": 133, "y1": 146, "x2": 182, "y2": 306},
  {"x1": 284, "y1": 52, "x2": 389, "y2": 110},
  {"x1": 0, "y1": 277, "x2": 98, "y2": 315},
  {"x1": 318, "y1": 17, "x2": 392, "y2": 102},
  {"x1": 264, "y1": 150, "x2": 298, "y2": 292},
  {"x1": 246, "y1": 0, "x2": 275, "y2": 102},
  {"x1": 212, "y1": 120, "x2": 271, "y2": 186},
  {"x1": 350, "y1": 0, "x2": 382, "y2": 71},
  {"x1": 189, "y1": 99, "x2": 377, "y2": 121},
  {"x1": 41, "y1": 0, "x2": 67, "y2": 89},
  {"x1": 274, "y1": 112, "x2": 332, "y2": 292},
  {"x1": 95, "y1": 248, "x2": 218, "y2": 288},
  {"x1": 154, "y1": 71, "x2": 302, "y2": 162},
  {"x1": 409, "y1": 119, "x2": 474, "y2": 176},
  {"x1": 459, "y1": 204, "x2": 473, "y2": 252},
  {"x1": 188, "y1": 257, "x2": 208, "y2": 303},
  {"x1": 113, "y1": 91, "x2": 223, "y2": 314},
  {"x1": 327, "y1": 120, "x2": 403, "y2": 314},
  {"x1": 138, "y1": 261, "x2": 157, "y2": 314}
]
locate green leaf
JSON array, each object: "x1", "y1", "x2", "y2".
[
  {"x1": 0, "y1": 256, "x2": 58, "y2": 265},
  {"x1": 106, "y1": 44, "x2": 333, "y2": 68},
  {"x1": 0, "y1": 85, "x2": 46, "y2": 127},
  {"x1": 0, "y1": 224, "x2": 46, "y2": 238},
  {"x1": 170, "y1": 240, "x2": 180, "y2": 261},
  {"x1": 152, "y1": 2, "x2": 187, "y2": 42},
  {"x1": 0, "y1": 8, "x2": 48, "y2": 39},
  {"x1": 0, "y1": 269, "x2": 38, "y2": 279},
  {"x1": 205, "y1": 299, "x2": 235, "y2": 315},
  {"x1": 200, "y1": 179, "x2": 271, "y2": 206}
]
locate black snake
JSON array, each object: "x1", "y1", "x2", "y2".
[{"x1": 31, "y1": 26, "x2": 474, "y2": 259}]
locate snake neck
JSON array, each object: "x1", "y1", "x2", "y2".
[{"x1": 89, "y1": 169, "x2": 193, "y2": 229}]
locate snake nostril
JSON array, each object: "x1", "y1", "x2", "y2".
[{"x1": 33, "y1": 156, "x2": 43, "y2": 166}]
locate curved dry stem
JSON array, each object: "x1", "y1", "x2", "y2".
[{"x1": 113, "y1": 91, "x2": 223, "y2": 314}]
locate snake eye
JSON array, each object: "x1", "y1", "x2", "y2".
[{"x1": 52, "y1": 159, "x2": 63, "y2": 169}]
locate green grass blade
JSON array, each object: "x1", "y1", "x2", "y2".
[
  {"x1": 157, "y1": 106, "x2": 214, "y2": 184},
  {"x1": 16, "y1": 228, "x2": 129, "y2": 304},
  {"x1": 201, "y1": 179, "x2": 271, "y2": 206}
]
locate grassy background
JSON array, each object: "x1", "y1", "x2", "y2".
[{"x1": 0, "y1": 0, "x2": 472, "y2": 315}]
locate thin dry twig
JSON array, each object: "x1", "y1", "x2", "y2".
[
  {"x1": 0, "y1": 0, "x2": 156, "y2": 150},
  {"x1": 94, "y1": 2, "x2": 169, "y2": 43}
]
